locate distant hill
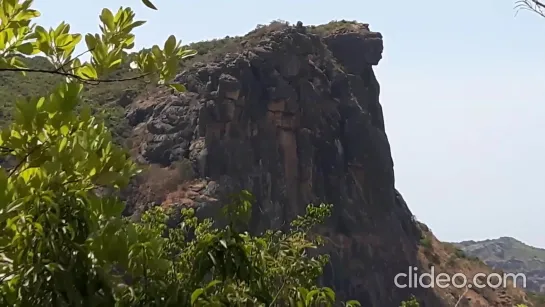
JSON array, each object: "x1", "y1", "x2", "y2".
[{"x1": 455, "y1": 237, "x2": 545, "y2": 296}]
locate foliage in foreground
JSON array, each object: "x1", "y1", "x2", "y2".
[{"x1": 0, "y1": 0, "x2": 363, "y2": 306}]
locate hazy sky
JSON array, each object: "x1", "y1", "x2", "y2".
[{"x1": 33, "y1": 0, "x2": 545, "y2": 247}]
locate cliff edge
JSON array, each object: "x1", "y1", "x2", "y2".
[{"x1": 122, "y1": 21, "x2": 531, "y2": 306}]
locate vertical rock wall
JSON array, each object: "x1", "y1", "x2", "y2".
[{"x1": 125, "y1": 23, "x2": 446, "y2": 306}]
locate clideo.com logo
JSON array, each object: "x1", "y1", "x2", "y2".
[{"x1": 394, "y1": 266, "x2": 527, "y2": 289}]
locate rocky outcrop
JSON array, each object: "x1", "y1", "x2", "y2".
[{"x1": 123, "y1": 22, "x2": 531, "y2": 306}]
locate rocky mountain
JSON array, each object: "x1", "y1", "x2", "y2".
[
  {"x1": 456, "y1": 237, "x2": 545, "y2": 294},
  {"x1": 1, "y1": 20, "x2": 536, "y2": 306},
  {"x1": 119, "y1": 21, "x2": 534, "y2": 306}
]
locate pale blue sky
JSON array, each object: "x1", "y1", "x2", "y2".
[{"x1": 33, "y1": 0, "x2": 545, "y2": 247}]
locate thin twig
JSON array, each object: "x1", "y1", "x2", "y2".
[
  {"x1": 515, "y1": 0, "x2": 545, "y2": 17},
  {"x1": 0, "y1": 67, "x2": 149, "y2": 83},
  {"x1": 454, "y1": 286, "x2": 470, "y2": 307},
  {"x1": 268, "y1": 280, "x2": 286, "y2": 307},
  {"x1": 531, "y1": 0, "x2": 545, "y2": 9},
  {"x1": 55, "y1": 48, "x2": 95, "y2": 72},
  {"x1": 8, "y1": 145, "x2": 41, "y2": 178}
]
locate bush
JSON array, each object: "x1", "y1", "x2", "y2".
[{"x1": 420, "y1": 237, "x2": 432, "y2": 248}]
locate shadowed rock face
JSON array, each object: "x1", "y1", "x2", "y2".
[{"x1": 124, "y1": 24, "x2": 444, "y2": 306}]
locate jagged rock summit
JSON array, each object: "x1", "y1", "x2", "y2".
[{"x1": 122, "y1": 21, "x2": 532, "y2": 306}]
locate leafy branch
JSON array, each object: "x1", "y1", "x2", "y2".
[
  {"x1": 0, "y1": 66, "x2": 149, "y2": 83},
  {"x1": 0, "y1": 1, "x2": 196, "y2": 91},
  {"x1": 7, "y1": 143, "x2": 41, "y2": 178}
]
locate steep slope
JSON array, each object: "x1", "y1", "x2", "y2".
[
  {"x1": 456, "y1": 237, "x2": 545, "y2": 294},
  {"x1": 121, "y1": 21, "x2": 532, "y2": 306}
]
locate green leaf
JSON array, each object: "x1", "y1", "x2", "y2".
[
  {"x1": 168, "y1": 83, "x2": 186, "y2": 92},
  {"x1": 2, "y1": 0, "x2": 16, "y2": 15},
  {"x1": 323, "y1": 287, "x2": 335, "y2": 303},
  {"x1": 35, "y1": 97, "x2": 45, "y2": 109},
  {"x1": 141, "y1": 0, "x2": 157, "y2": 10},
  {"x1": 191, "y1": 289, "x2": 204, "y2": 305},
  {"x1": 205, "y1": 280, "x2": 221, "y2": 289},
  {"x1": 53, "y1": 21, "x2": 69, "y2": 37},
  {"x1": 33, "y1": 25, "x2": 50, "y2": 52},
  {"x1": 76, "y1": 65, "x2": 97, "y2": 80},
  {"x1": 58, "y1": 137, "x2": 67, "y2": 152},
  {"x1": 179, "y1": 48, "x2": 198, "y2": 59},
  {"x1": 129, "y1": 20, "x2": 146, "y2": 30},
  {"x1": 15, "y1": 42, "x2": 36, "y2": 55},
  {"x1": 19, "y1": 168, "x2": 37, "y2": 183},
  {"x1": 100, "y1": 8, "x2": 115, "y2": 30},
  {"x1": 108, "y1": 58, "x2": 122, "y2": 69},
  {"x1": 59, "y1": 125, "x2": 70, "y2": 135},
  {"x1": 58, "y1": 82, "x2": 83, "y2": 112},
  {"x1": 84, "y1": 33, "x2": 97, "y2": 50},
  {"x1": 164, "y1": 35, "x2": 176, "y2": 55}
]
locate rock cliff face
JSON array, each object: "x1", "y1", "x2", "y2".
[{"x1": 123, "y1": 22, "x2": 530, "y2": 306}]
